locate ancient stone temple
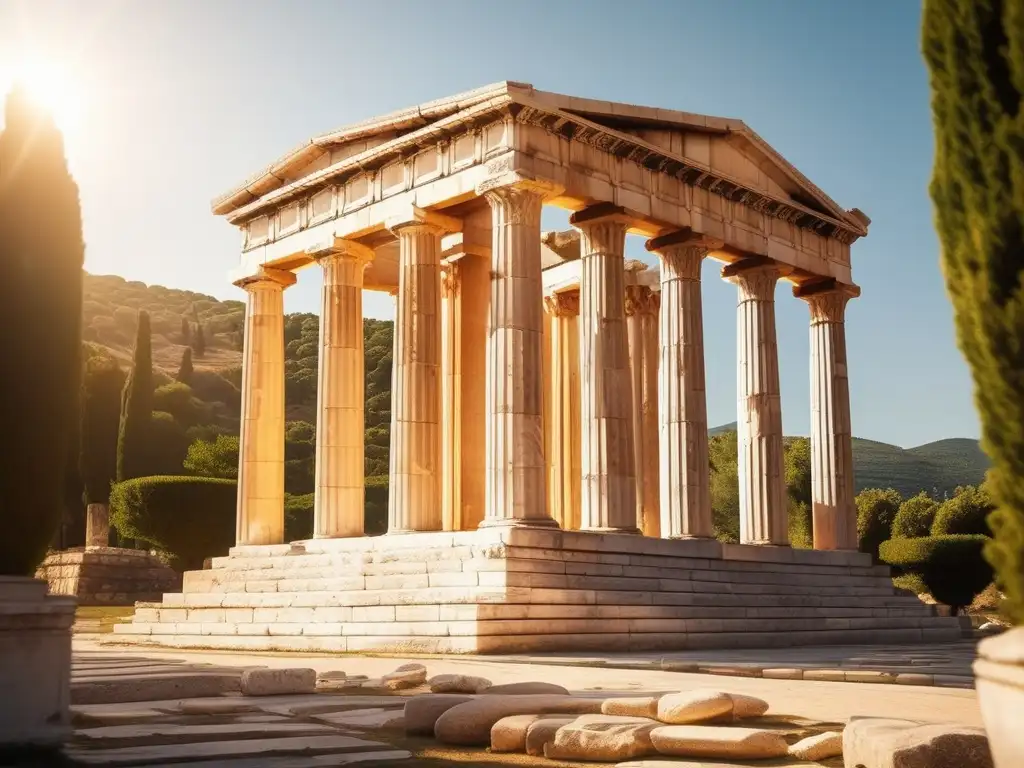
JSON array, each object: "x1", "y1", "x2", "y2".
[{"x1": 117, "y1": 82, "x2": 960, "y2": 652}]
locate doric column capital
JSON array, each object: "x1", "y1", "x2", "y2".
[
  {"x1": 570, "y1": 204, "x2": 631, "y2": 257},
  {"x1": 544, "y1": 289, "x2": 580, "y2": 318},
  {"x1": 386, "y1": 205, "x2": 462, "y2": 237},
  {"x1": 476, "y1": 168, "x2": 562, "y2": 203},
  {"x1": 307, "y1": 238, "x2": 375, "y2": 264},
  {"x1": 233, "y1": 267, "x2": 297, "y2": 293},
  {"x1": 647, "y1": 231, "x2": 712, "y2": 281},
  {"x1": 624, "y1": 284, "x2": 660, "y2": 316},
  {"x1": 722, "y1": 257, "x2": 791, "y2": 302},
  {"x1": 794, "y1": 279, "x2": 861, "y2": 325}
]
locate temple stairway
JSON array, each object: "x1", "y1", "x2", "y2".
[{"x1": 113, "y1": 527, "x2": 963, "y2": 654}]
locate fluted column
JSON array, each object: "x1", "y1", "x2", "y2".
[
  {"x1": 648, "y1": 235, "x2": 713, "y2": 539},
  {"x1": 723, "y1": 258, "x2": 789, "y2": 546},
  {"x1": 441, "y1": 262, "x2": 462, "y2": 531},
  {"x1": 571, "y1": 206, "x2": 638, "y2": 533},
  {"x1": 625, "y1": 284, "x2": 661, "y2": 536},
  {"x1": 387, "y1": 211, "x2": 457, "y2": 533},
  {"x1": 312, "y1": 241, "x2": 372, "y2": 538},
  {"x1": 235, "y1": 268, "x2": 295, "y2": 546},
  {"x1": 478, "y1": 183, "x2": 557, "y2": 527},
  {"x1": 797, "y1": 281, "x2": 859, "y2": 550},
  {"x1": 544, "y1": 290, "x2": 582, "y2": 531}
]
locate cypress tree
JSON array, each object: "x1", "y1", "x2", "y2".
[
  {"x1": 117, "y1": 310, "x2": 154, "y2": 481},
  {"x1": 192, "y1": 323, "x2": 206, "y2": 358},
  {"x1": 81, "y1": 354, "x2": 125, "y2": 531},
  {"x1": 923, "y1": 0, "x2": 1024, "y2": 621},
  {"x1": 176, "y1": 346, "x2": 193, "y2": 384},
  {"x1": 180, "y1": 316, "x2": 191, "y2": 345},
  {"x1": 0, "y1": 87, "x2": 85, "y2": 575}
]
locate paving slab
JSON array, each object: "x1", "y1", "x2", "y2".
[
  {"x1": 66, "y1": 734, "x2": 393, "y2": 765},
  {"x1": 76, "y1": 721, "x2": 335, "y2": 741},
  {"x1": 72, "y1": 672, "x2": 241, "y2": 704},
  {"x1": 311, "y1": 708, "x2": 405, "y2": 729},
  {"x1": 145, "y1": 751, "x2": 413, "y2": 768}
]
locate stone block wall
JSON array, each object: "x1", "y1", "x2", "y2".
[{"x1": 37, "y1": 548, "x2": 181, "y2": 606}]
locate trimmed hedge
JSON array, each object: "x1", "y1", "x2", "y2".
[
  {"x1": 932, "y1": 485, "x2": 993, "y2": 537},
  {"x1": 110, "y1": 476, "x2": 236, "y2": 570},
  {"x1": 879, "y1": 534, "x2": 992, "y2": 613},
  {"x1": 891, "y1": 492, "x2": 940, "y2": 539},
  {"x1": 856, "y1": 488, "x2": 903, "y2": 561}
]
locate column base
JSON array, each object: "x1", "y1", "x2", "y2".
[
  {"x1": 477, "y1": 517, "x2": 562, "y2": 530},
  {"x1": 738, "y1": 541, "x2": 792, "y2": 548},
  {"x1": 579, "y1": 526, "x2": 642, "y2": 535},
  {"x1": 666, "y1": 534, "x2": 716, "y2": 541}
]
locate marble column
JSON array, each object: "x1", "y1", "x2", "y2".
[
  {"x1": 480, "y1": 184, "x2": 557, "y2": 527},
  {"x1": 441, "y1": 262, "x2": 462, "y2": 531},
  {"x1": 571, "y1": 206, "x2": 638, "y2": 533},
  {"x1": 313, "y1": 241, "x2": 372, "y2": 539},
  {"x1": 797, "y1": 281, "x2": 859, "y2": 550},
  {"x1": 625, "y1": 284, "x2": 661, "y2": 537},
  {"x1": 723, "y1": 258, "x2": 789, "y2": 546},
  {"x1": 544, "y1": 290, "x2": 582, "y2": 531},
  {"x1": 458, "y1": 255, "x2": 489, "y2": 530},
  {"x1": 647, "y1": 235, "x2": 713, "y2": 539},
  {"x1": 387, "y1": 213, "x2": 454, "y2": 533},
  {"x1": 235, "y1": 268, "x2": 295, "y2": 546}
]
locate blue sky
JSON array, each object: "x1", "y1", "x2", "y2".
[{"x1": 0, "y1": 0, "x2": 978, "y2": 448}]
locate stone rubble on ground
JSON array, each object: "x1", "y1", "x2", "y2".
[
  {"x1": 844, "y1": 716, "x2": 994, "y2": 768},
  {"x1": 434, "y1": 693, "x2": 605, "y2": 745},
  {"x1": 239, "y1": 668, "x2": 316, "y2": 696},
  {"x1": 788, "y1": 729, "x2": 843, "y2": 760},
  {"x1": 544, "y1": 714, "x2": 660, "y2": 762},
  {"x1": 483, "y1": 681, "x2": 570, "y2": 695},
  {"x1": 427, "y1": 673, "x2": 492, "y2": 693},
  {"x1": 525, "y1": 716, "x2": 578, "y2": 756},
  {"x1": 380, "y1": 663, "x2": 427, "y2": 690},
  {"x1": 649, "y1": 724, "x2": 790, "y2": 760},
  {"x1": 403, "y1": 694, "x2": 473, "y2": 735},
  {"x1": 602, "y1": 696, "x2": 660, "y2": 718},
  {"x1": 657, "y1": 690, "x2": 735, "y2": 724}
]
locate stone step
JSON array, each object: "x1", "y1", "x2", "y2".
[{"x1": 109, "y1": 623, "x2": 963, "y2": 655}]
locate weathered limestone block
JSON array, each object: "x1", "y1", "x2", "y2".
[
  {"x1": 491, "y1": 714, "x2": 544, "y2": 752},
  {"x1": 656, "y1": 691, "x2": 734, "y2": 724},
  {"x1": 483, "y1": 682, "x2": 569, "y2": 696},
  {"x1": 788, "y1": 730, "x2": 843, "y2": 761},
  {"x1": 434, "y1": 695, "x2": 605, "y2": 745},
  {"x1": 545, "y1": 715, "x2": 659, "y2": 761},
  {"x1": 525, "y1": 717, "x2": 576, "y2": 756},
  {"x1": 726, "y1": 692, "x2": 769, "y2": 719},
  {"x1": 602, "y1": 696, "x2": 660, "y2": 719},
  {"x1": 649, "y1": 725, "x2": 789, "y2": 759},
  {"x1": 404, "y1": 695, "x2": 473, "y2": 735},
  {"x1": 239, "y1": 668, "x2": 316, "y2": 696},
  {"x1": 428, "y1": 674, "x2": 491, "y2": 693},
  {"x1": 843, "y1": 717, "x2": 993, "y2": 768},
  {"x1": 382, "y1": 663, "x2": 427, "y2": 690}
]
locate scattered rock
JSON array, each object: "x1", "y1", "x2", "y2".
[
  {"x1": 428, "y1": 674, "x2": 492, "y2": 694},
  {"x1": 491, "y1": 715, "x2": 544, "y2": 752},
  {"x1": 602, "y1": 696, "x2": 660, "y2": 719},
  {"x1": 404, "y1": 695, "x2": 474, "y2": 736},
  {"x1": 434, "y1": 694, "x2": 605, "y2": 745},
  {"x1": 649, "y1": 725, "x2": 789, "y2": 759},
  {"x1": 726, "y1": 692, "x2": 769, "y2": 719},
  {"x1": 844, "y1": 717, "x2": 993, "y2": 768},
  {"x1": 789, "y1": 730, "x2": 843, "y2": 761},
  {"x1": 483, "y1": 682, "x2": 569, "y2": 696},
  {"x1": 545, "y1": 715, "x2": 659, "y2": 761},
  {"x1": 317, "y1": 671, "x2": 346, "y2": 682},
  {"x1": 525, "y1": 717, "x2": 577, "y2": 756},
  {"x1": 311, "y1": 708, "x2": 404, "y2": 730},
  {"x1": 239, "y1": 668, "x2": 316, "y2": 696},
  {"x1": 382, "y1": 663, "x2": 427, "y2": 691},
  {"x1": 656, "y1": 691, "x2": 734, "y2": 724}
]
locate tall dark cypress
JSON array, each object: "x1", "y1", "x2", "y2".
[
  {"x1": 0, "y1": 87, "x2": 85, "y2": 575},
  {"x1": 116, "y1": 311, "x2": 154, "y2": 481},
  {"x1": 923, "y1": 0, "x2": 1024, "y2": 621},
  {"x1": 81, "y1": 354, "x2": 125, "y2": 516},
  {"x1": 180, "y1": 316, "x2": 191, "y2": 345},
  {"x1": 192, "y1": 323, "x2": 206, "y2": 358},
  {"x1": 176, "y1": 346, "x2": 194, "y2": 384}
]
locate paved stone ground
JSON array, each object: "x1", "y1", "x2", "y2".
[{"x1": 484, "y1": 640, "x2": 979, "y2": 689}]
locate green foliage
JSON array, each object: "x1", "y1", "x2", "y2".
[
  {"x1": 708, "y1": 433, "x2": 740, "y2": 542},
  {"x1": 0, "y1": 87, "x2": 85, "y2": 574},
  {"x1": 923, "y1": 0, "x2": 1024, "y2": 622},
  {"x1": 146, "y1": 411, "x2": 190, "y2": 475},
  {"x1": 153, "y1": 381, "x2": 208, "y2": 429},
  {"x1": 879, "y1": 535, "x2": 993, "y2": 613},
  {"x1": 365, "y1": 475, "x2": 389, "y2": 535},
  {"x1": 933, "y1": 484, "x2": 994, "y2": 537},
  {"x1": 784, "y1": 437, "x2": 813, "y2": 548},
  {"x1": 284, "y1": 492, "x2": 313, "y2": 541},
  {"x1": 110, "y1": 476, "x2": 236, "y2": 570},
  {"x1": 183, "y1": 434, "x2": 239, "y2": 479},
  {"x1": 856, "y1": 487, "x2": 903, "y2": 560},
  {"x1": 892, "y1": 491, "x2": 940, "y2": 539},
  {"x1": 117, "y1": 311, "x2": 154, "y2": 481},
  {"x1": 80, "y1": 350, "x2": 126, "y2": 505},
  {"x1": 177, "y1": 346, "x2": 193, "y2": 384}
]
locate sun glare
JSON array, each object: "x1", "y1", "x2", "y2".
[{"x1": 4, "y1": 55, "x2": 83, "y2": 136}]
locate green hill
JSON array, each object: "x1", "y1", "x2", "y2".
[{"x1": 711, "y1": 422, "x2": 988, "y2": 498}]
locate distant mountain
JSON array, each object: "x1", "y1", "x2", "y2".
[{"x1": 709, "y1": 422, "x2": 988, "y2": 498}]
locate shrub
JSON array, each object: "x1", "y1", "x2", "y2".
[
  {"x1": 366, "y1": 475, "x2": 389, "y2": 535},
  {"x1": 932, "y1": 485, "x2": 994, "y2": 537},
  {"x1": 923, "y1": 0, "x2": 1024, "y2": 622},
  {"x1": 891, "y1": 491, "x2": 939, "y2": 539},
  {"x1": 284, "y1": 492, "x2": 313, "y2": 541},
  {"x1": 856, "y1": 488, "x2": 903, "y2": 560},
  {"x1": 879, "y1": 535, "x2": 993, "y2": 614},
  {"x1": 110, "y1": 476, "x2": 236, "y2": 570}
]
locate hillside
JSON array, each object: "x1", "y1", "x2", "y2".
[
  {"x1": 710, "y1": 422, "x2": 988, "y2": 498},
  {"x1": 85, "y1": 274, "x2": 988, "y2": 501}
]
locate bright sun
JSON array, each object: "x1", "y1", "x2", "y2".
[{"x1": 5, "y1": 55, "x2": 83, "y2": 136}]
